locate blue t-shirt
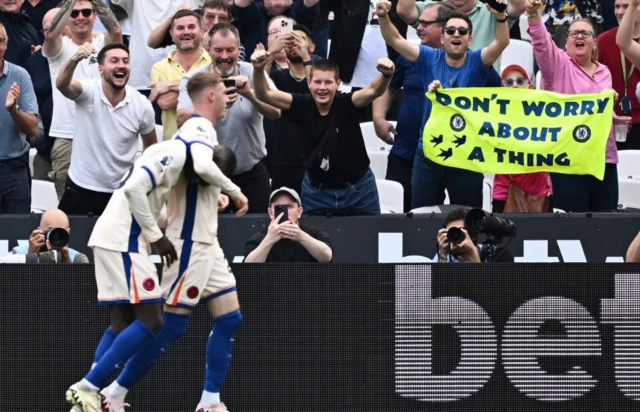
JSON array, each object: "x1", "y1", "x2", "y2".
[
  {"x1": 390, "y1": 55, "x2": 424, "y2": 161},
  {"x1": 414, "y1": 46, "x2": 491, "y2": 152}
]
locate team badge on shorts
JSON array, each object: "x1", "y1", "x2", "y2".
[
  {"x1": 187, "y1": 286, "x2": 200, "y2": 299},
  {"x1": 143, "y1": 278, "x2": 156, "y2": 291}
]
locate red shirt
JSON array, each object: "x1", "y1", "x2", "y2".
[{"x1": 597, "y1": 27, "x2": 640, "y2": 125}]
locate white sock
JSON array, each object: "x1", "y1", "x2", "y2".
[
  {"x1": 199, "y1": 391, "x2": 220, "y2": 407},
  {"x1": 107, "y1": 381, "x2": 129, "y2": 401},
  {"x1": 80, "y1": 378, "x2": 99, "y2": 391}
]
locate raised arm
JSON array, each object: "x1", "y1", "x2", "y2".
[
  {"x1": 352, "y1": 58, "x2": 395, "y2": 108},
  {"x1": 234, "y1": 75, "x2": 281, "y2": 119},
  {"x1": 251, "y1": 48, "x2": 294, "y2": 110},
  {"x1": 480, "y1": 5, "x2": 510, "y2": 68},
  {"x1": 147, "y1": 4, "x2": 189, "y2": 48},
  {"x1": 526, "y1": 0, "x2": 566, "y2": 76},
  {"x1": 378, "y1": 1, "x2": 419, "y2": 63},
  {"x1": 43, "y1": 0, "x2": 77, "y2": 58},
  {"x1": 397, "y1": 0, "x2": 420, "y2": 25},
  {"x1": 372, "y1": 88, "x2": 398, "y2": 144},
  {"x1": 617, "y1": 0, "x2": 640, "y2": 66},
  {"x1": 122, "y1": 168, "x2": 165, "y2": 244},
  {"x1": 234, "y1": 0, "x2": 252, "y2": 8},
  {"x1": 91, "y1": 0, "x2": 123, "y2": 44},
  {"x1": 506, "y1": 0, "x2": 526, "y2": 19},
  {"x1": 56, "y1": 43, "x2": 94, "y2": 100}
]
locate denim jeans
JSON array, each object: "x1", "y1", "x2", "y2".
[
  {"x1": 411, "y1": 152, "x2": 483, "y2": 209},
  {"x1": 301, "y1": 168, "x2": 380, "y2": 215},
  {"x1": 550, "y1": 163, "x2": 618, "y2": 213}
]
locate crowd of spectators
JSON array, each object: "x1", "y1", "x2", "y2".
[{"x1": 0, "y1": 0, "x2": 632, "y2": 217}]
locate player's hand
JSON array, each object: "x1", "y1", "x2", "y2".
[
  {"x1": 28, "y1": 228, "x2": 46, "y2": 253},
  {"x1": 151, "y1": 236, "x2": 178, "y2": 268},
  {"x1": 218, "y1": 194, "x2": 230, "y2": 212},
  {"x1": 428, "y1": 80, "x2": 442, "y2": 92},
  {"x1": 437, "y1": 228, "x2": 449, "y2": 259},
  {"x1": 234, "y1": 75, "x2": 252, "y2": 97},
  {"x1": 373, "y1": 117, "x2": 396, "y2": 144},
  {"x1": 72, "y1": 42, "x2": 96, "y2": 62},
  {"x1": 375, "y1": 1, "x2": 392, "y2": 17},
  {"x1": 525, "y1": 0, "x2": 541, "y2": 15},
  {"x1": 5, "y1": 82, "x2": 20, "y2": 113},
  {"x1": 376, "y1": 57, "x2": 394, "y2": 77},
  {"x1": 251, "y1": 46, "x2": 271, "y2": 69},
  {"x1": 231, "y1": 192, "x2": 249, "y2": 217},
  {"x1": 278, "y1": 222, "x2": 302, "y2": 241}
]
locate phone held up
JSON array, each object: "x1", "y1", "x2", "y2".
[
  {"x1": 280, "y1": 19, "x2": 293, "y2": 34},
  {"x1": 223, "y1": 78, "x2": 236, "y2": 95},
  {"x1": 274, "y1": 204, "x2": 289, "y2": 223},
  {"x1": 478, "y1": 0, "x2": 507, "y2": 13}
]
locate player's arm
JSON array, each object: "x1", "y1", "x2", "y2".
[
  {"x1": 352, "y1": 58, "x2": 395, "y2": 108},
  {"x1": 122, "y1": 168, "x2": 165, "y2": 243},
  {"x1": 56, "y1": 43, "x2": 95, "y2": 100},
  {"x1": 378, "y1": 1, "x2": 419, "y2": 63},
  {"x1": 43, "y1": 0, "x2": 76, "y2": 58},
  {"x1": 480, "y1": 6, "x2": 510, "y2": 68},
  {"x1": 91, "y1": 0, "x2": 123, "y2": 44},
  {"x1": 251, "y1": 48, "x2": 294, "y2": 110}
]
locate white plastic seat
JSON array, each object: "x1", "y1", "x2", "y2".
[
  {"x1": 618, "y1": 179, "x2": 640, "y2": 209},
  {"x1": 617, "y1": 150, "x2": 640, "y2": 177},
  {"x1": 536, "y1": 70, "x2": 542, "y2": 90},
  {"x1": 519, "y1": 14, "x2": 532, "y2": 42},
  {"x1": 376, "y1": 179, "x2": 404, "y2": 213},
  {"x1": 500, "y1": 40, "x2": 534, "y2": 81},
  {"x1": 31, "y1": 180, "x2": 58, "y2": 212},
  {"x1": 483, "y1": 180, "x2": 492, "y2": 212},
  {"x1": 360, "y1": 121, "x2": 395, "y2": 151},
  {"x1": 410, "y1": 206, "x2": 442, "y2": 213},
  {"x1": 368, "y1": 150, "x2": 389, "y2": 179},
  {"x1": 29, "y1": 148, "x2": 36, "y2": 177}
]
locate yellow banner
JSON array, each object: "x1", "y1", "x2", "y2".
[{"x1": 422, "y1": 88, "x2": 614, "y2": 180}]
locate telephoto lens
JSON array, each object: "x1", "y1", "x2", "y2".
[
  {"x1": 43, "y1": 228, "x2": 70, "y2": 249},
  {"x1": 446, "y1": 227, "x2": 466, "y2": 245}
]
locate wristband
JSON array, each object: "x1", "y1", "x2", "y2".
[
  {"x1": 383, "y1": 73, "x2": 393, "y2": 79},
  {"x1": 527, "y1": 11, "x2": 539, "y2": 18},
  {"x1": 496, "y1": 16, "x2": 508, "y2": 23},
  {"x1": 303, "y1": 60, "x2": 313, "y2": 67}
]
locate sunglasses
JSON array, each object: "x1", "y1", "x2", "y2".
[
  {"x1": 417, "y1": 19, "x2": 441, "y2": 27},
  {"x1": 70, "y1": 9, "x2": 94, "y2": 18},
  {"x1": 502, "y1": 77, "x2": 529, "y2": 86},
  {"x1": 568, "y1": 29, "x2": 594, "y2": 38},
  {"x1": 445, "y1": 26, "x2": 469, "y2": 36}
]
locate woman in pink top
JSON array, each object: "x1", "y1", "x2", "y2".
[
  {"x1": 492, "y1": 64, "x2": 552, "y2": 212},
  {"x1": 527, "y1": 0, "x2": 618, "y2": 213}
]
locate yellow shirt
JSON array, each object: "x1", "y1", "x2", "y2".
[{"x1": 150, "y1": 49, "x2": 211, "y2": 141}]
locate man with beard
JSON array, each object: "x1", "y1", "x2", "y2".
[
  {"x1": 376, "y1": 0, "x2": 509, "y2": 209},
  {"x1": 149, "y1": 9, "x2": 210, "y2": 141},
  {"x1": 43, "y1": 0, "x2": 122, "y2": 200},
  {"x1": 263, "y1": 23, "x2": 315, "y2": 195},
  {"x1": 56, "y1": 42, "x2": 157, "y2": 216},
  {"x1": 177, "y1": 23, "x2": 280, "y2": 214}
]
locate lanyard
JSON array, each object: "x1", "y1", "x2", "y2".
[{"x1": 621, "y1": 51, "x2": 636, "y2": 96}]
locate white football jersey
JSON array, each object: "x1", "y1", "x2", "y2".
[
  {"x1": 89, "y1": 139, "x2": 188, "y2": 253},
  {"x1": 165, "y1": 115, "x2": 241, "y2": 245}
]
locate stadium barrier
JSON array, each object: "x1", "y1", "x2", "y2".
[
  {"x1": 1, "y1": 264, "x2": 639, "y2": 411},
  {"x1": 1, "y1": 213, "x2": 640, "y2": 263}
]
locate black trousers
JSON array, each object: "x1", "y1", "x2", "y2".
[
  {"x1": 227, "y1": 160, "x2": 271, "y2": 214},
  {"x1": 270, "y1": 165, "x2": 305, "y2": 198},
  {"x1": 58, "y1": 178, "x2": 112, "y2": 216},
  {"x1": 385, "y1": 151, "x2": 413, "y2": 213}
]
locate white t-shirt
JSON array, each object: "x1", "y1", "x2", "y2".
[
  {"x1": 111, "y1": 0, "x2": 202, "y2": 89},
  {"x1": 350, "y1": 1, "x2": 388, "y2": 88},
  {"x1": 44, "y1": 35, "x2": 105, "y2": 139},
  {"x1": 68, "y1": 79, "x2": 156, "y2": 193},
  {"x1": 88, "y1": 139, "x2": 188, "y2": 253},
  {"x1": 166, "y1": 116, "x2": 240, "y2": 245}
]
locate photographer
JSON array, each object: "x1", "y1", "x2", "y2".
[
  {"x1": 244, "y1": 187, "x2": 333, "y2": 263},
  {"x1": 434, "y1": 207, "x2": 514, "y2": 263},
  {"x1": 10, "y1": 208, "x2": 89, "y2": 263}
]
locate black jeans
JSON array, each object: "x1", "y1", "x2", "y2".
[
  {"x1": 58, "y1": 178, "x2": 112, "y2": 216},
  {"x1": 385, "y1": 151, "x2": 413, "y2": 213},
  {"x1": 0, "y1": 153, "x2": 31, "y2": 214},
  {"x1": 227, "y1": 161, "x2": 271, "y2": 214},
  {"x1": 550, "y1": 163, "x2": 618, "y2": 213}
]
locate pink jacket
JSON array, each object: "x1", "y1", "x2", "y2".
[{"x1": 529, "y1": 18, "x2": 618, "y2": 164}]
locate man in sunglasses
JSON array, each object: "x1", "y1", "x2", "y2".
[
  {"x1": 43, "y1": 0, "x2": 122, "y2": 201},
  {"x1": 377, "y1": 0, "x2": 510, "y2": 210}
]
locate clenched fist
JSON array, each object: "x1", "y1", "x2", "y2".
[{"x1": 376, "y1": 57, "x2": 395, "y2": 77}]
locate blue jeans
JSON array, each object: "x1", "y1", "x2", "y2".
[
  {"x1": 301, "y1": 169, "x2": 380, "y2": 215},
  {"x1": 0, "y1": 155, "x2": 31, "y2": 214},
  {"x1": 550, "y1": 163, "x2": 618, "y2": 212},
  {"x1": 411, "y1": 152, "x2": 483, "y2": 209}
]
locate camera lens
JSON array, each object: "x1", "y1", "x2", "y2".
[
  {"x1": 47, "y1": 228, "x2": 70, "y2": 249},
  {"x1": 446, "y1": 227, "x2": 466, "y2": 245}
]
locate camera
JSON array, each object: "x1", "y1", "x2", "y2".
[
  {"x1": 42, "y1": 227, "x2": 70, "y2": 249},
  {"x1": 464, "y1": 209, "x2": 516, "y2": 241},
  {"x1": 447, "y1": 226, "x2": 466, "y2": 245}
]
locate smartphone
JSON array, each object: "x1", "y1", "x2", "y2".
[
  {"x1": 274, "y1": 205, "x2": 289, "y2": 222},
  {"x1": 223, "y1": 78, "x2": 236, "y2": 95},
  {"x1": 478, "y1": 0, "x2": 507, "y2": 13},
  {"x1": 280, "y1": 19, "x2": 293, "y2": 35}
]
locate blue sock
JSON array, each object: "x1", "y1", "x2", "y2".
[
  {"x1": 204, "y1": 310, "x2": 242, "y2": 393},
  {"x1": 94, "y1": 329, "x2": 118, "y2": 365},
  {"x1": 116, "y1": 312, "x2": 190, "y2": 389},
  {"x1": 85, "y1": 320, "x2": 154, "y2": 388}
]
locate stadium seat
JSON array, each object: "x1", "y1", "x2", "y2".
[
  {"x1": 376, "y1": 179, "x2": 404, "y2": 213},
  {"x1": 29, "y1": 148, "x2": 36, "y2": 177},
  {"x1": 31, "y1": 180, "x2": 58, "y2": 213},
  {"x1": 155, "y1": 124, "x2": 164, "y2": 141},
  {"x1": 618, "y1": 150, "x2": 640, "y2": 177},
  {"x1": 360, "y1": 121, "x2": 395, "y2": 151},
  {"x1": 410, "y1": 206, "x2": 442, "y2": 213},
  {"x1": 519, "y1": 14, "x2": 532, "y2": 42},
  {"x1": 535, "y1": 71, "x2": 542, "y2": 90},
  {"x1": 500, "y1": 40, "x2": 534, "y2": 81},
  {"x1": 618, "y1": 179, "x2": 640, "y2": 209},
  {"x1": 368, "y1": 150, "x2": 389, "y2": 179},
  {"x1": 483, "y1": 180, "x2": 492, "y2": 212}
]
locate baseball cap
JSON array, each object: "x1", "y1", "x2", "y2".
[
  {"x1": 269, "y1": 187, "x2": 301, "y2": 206},
  {"x1": 500, "y1": 64, "x2": 532, "y2": 83}
]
